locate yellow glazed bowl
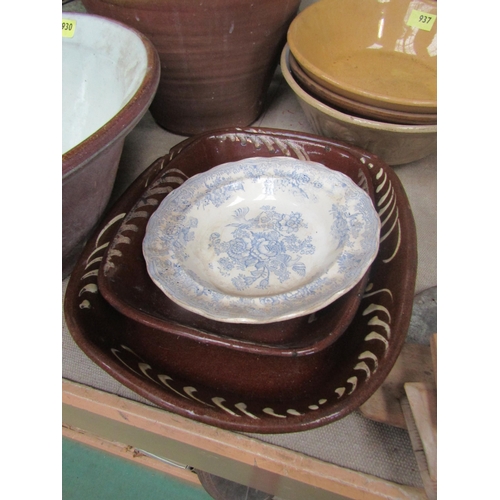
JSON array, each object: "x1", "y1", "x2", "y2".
[
  {"x1": 281, "y1": 45, "x2": 437, "y2": 165},
  {"x1": 289, "y1": 51, "x2": 437, "y2": 125},
  {"x1": 287, "y1": 0, "x2": 437, "y2": 113}
]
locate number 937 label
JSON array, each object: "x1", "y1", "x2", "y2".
[
  {"x1": 62, "y1": 19, "x2": 76, "y2": 38},
  {"x1": 407, "y1": 10, "x2": 437, "y2": 31}
]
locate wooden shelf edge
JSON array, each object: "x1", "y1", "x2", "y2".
[
  {"x1": 62, "y1": 379, "x2": 426, "y2": 500},
  {"x1": 63, "y1": 425, "x2": 202, "y2": 487}
]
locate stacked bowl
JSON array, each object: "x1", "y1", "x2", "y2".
[{"x1": 283, "y1": 0, "x2": 437, "y2": 165}]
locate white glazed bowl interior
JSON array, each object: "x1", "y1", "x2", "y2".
[
  {"x1": 62, "y1": 15, "x2": 149, "y2": 155},
  {"x1": 143, "y1": 156, "x2": 381, "y2": 324}
]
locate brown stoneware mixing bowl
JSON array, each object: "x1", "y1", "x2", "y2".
[
  {"x1": 82, "y1": 0, "x2": 301, "y2": 135},
  {"x1": 62, "y1": 12, "x2": 160, "y2": 278}
]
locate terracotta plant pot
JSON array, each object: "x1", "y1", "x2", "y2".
[{"x1": 82, "y1": 0, "x2": 301, "y2": 136}]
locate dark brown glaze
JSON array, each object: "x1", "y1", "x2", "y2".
[{"x1": 64, "y1": 128, "x2": 417, "y2": 433}]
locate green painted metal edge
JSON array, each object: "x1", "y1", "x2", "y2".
[{"x1": 62, "y1": 403, "x2": 350, "y2": 500}]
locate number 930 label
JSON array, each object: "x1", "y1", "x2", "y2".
[
  {"x1": 407, "y1": 10, "x2": 437, "y2": 31},
  {"x1": 62, "y1": 19, "x2": 76, "y2": 38}
]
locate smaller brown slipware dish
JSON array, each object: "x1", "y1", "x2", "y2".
[
  {"x1": 62, "y1": 12, "x2": 160, "y2": 278},
  {"x1": 289, "y1": 52, "x2": 437, "y2": 126},
  {"x1": 281, "y1": 45, "x2": 437, "y2": 166},
  {"x1": 97, "y1": 131, "x2": 378, "y2": 353},
  {"x1": 64, "y1": 127, "x2": 417, "y2": 433},
  {"x1": 287, "y1": 0, "x2": 437, "y2": 114}
]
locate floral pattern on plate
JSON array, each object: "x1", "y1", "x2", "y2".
[{"x1": 209, "y1": 205, "x2": 314, "y2": 292}]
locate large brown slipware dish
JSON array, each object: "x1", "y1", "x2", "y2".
[
  {"x1": 82, "y1": 0, "x2": 301, "y2": 136},
  {"x1": 96, "y1": 133, "x2": 377, "y2": 355},
  {"x1": 64, "y1": 128, "x2": 417, "y2": 433}
]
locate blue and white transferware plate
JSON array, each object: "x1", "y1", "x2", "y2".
[{"x1": 143, "y1": 156, "x2": 380, "y2": 323}]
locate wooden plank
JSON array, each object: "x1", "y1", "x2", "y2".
[
  {"x1": 63, "y1": 425, "x2": 202, "y2": 487},
  {"x1": 404, "y1": 383, "x2": 437, "y2": 483},
  {"x1": 400, "y1": 393, "x2": 437, "y2": 500},
  {"x1": 359, "y1": 343, "x2": 436, "y2": 428},
  {"x1": 63, "y1": 379, "x2": 427, "y2": 500}
]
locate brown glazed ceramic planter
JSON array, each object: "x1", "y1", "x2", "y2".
[
  {"x1": 81, "y1": 0, "x2": 301, "y2": 136},
  {"x1": 64, "y1": 128, "x2": 417, "y2": 433},
  {"x1": 97, "y1": 131, "x2": 377, "y2": 353},
  {"x1": 62, "y1": 13, "x2": 160, "y2": 278}
]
